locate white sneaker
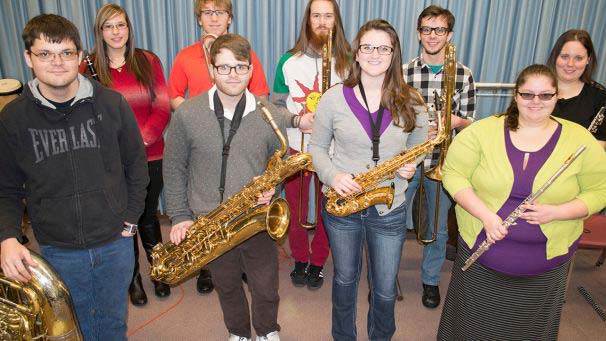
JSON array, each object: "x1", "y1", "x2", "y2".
[
  {"x1": 256, "y1": 331, "x2": 280, "y2": 341},
  {"x1": 228, "y1": 333, "x2": 251, "y2": 341}
]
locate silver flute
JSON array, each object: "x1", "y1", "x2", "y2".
[{"x1": 462, "y1": 145, "x2": 587, "y2": 271}]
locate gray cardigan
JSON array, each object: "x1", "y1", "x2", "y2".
[
  {"x1": 163, "y1": 93, "x2": 289, "y2": 225},
  {"x1": 309, "y1": 83, "x2": 429, "y2": 216}
]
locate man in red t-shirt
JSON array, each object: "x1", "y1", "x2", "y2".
[{"x1": 168, "y1": 0, "x2": 269, "y2": 111}]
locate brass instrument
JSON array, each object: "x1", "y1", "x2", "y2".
[
  {"x1": 324, "y1": 110, "x2": 448, "y2": 217},
  {"x1": 201, "y1": 33, "x2": 218, "y2": 82},
  {"x1": 462, "y1": 145, "x2": 586, "y2": 271},
  {"x1": 416, "y1": 43, "x2": 457, "y2": 244},
  {"x1": 0, "y1": 251, "x2": 83, "y2": 340},
  {"x1": 298, "y1": 29, "x2": 333, "y2": 229},
  {"x1": 150, "y1": 102, "x2": 312, "y2": 285},
  {"x1": 588, "y1": 106, "x2": 605, "y2": 134}
]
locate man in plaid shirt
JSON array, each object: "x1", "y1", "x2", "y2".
[{"x1": 403, "y1": 5, "x2": 476, "y2": 309}]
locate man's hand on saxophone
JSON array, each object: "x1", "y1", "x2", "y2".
[
  {"x1": 256, "y1": 187, "x2": 276, "y2": 206},
  {"x1": 299, "y1": 112, "x2": 315, "y2": 134},
  {"x1": 170, "y1": 220, "x2": 194, "y2": 245},
  {"x1": 396, "y1": 163, "x2": 417, "y2": 180}
]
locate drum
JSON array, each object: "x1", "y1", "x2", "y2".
[{"x1": 0, "y1": 78, "x2": 23, "y2": 111}]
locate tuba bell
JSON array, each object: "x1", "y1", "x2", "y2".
[{"x1": 0, "y1": 251, "x2": 83, "y2": 341}]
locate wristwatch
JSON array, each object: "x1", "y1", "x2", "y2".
[{"x1": 123, "y1": 222, "x2": 138, "y2": 234}]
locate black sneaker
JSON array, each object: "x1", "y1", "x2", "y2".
[
  {"x1": 422, "y1": 283, "x2": 440, "y2": 308},
  {"x1": 306, "y1": 265, "x2": 324, "y2": 290},
  {"x1": 290, "y1": 262, "x2": 308, "y2": 287}
]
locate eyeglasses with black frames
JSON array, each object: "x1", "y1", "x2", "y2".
[
  {"x1": 418, "y1": 26, "x2": 449, "y2": 36},
  {"x1": 28, "y1": 50, "x2": 79, "y2": 62},
  {"x1": 516, "y1": 92, "x2": 557, "y2": 101},
  {"x1": 358, "y1": 44, "x2": 394, "y2": 55},
  {"x1": 213, "y1": 64, "x2": 251, "y2": 75}
]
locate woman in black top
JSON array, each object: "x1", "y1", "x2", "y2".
[{"x1": 547, "y1": 29, "x2": 606, "y2": 147}]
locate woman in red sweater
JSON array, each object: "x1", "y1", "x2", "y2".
[{"x1": 80, "y1": 3, "x2": 171, "y2": 305}]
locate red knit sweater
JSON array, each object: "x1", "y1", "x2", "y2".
[{"x1": 79, "y1": 50, "x2": 170, "y2": 161}]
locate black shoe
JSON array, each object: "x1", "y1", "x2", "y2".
[
  {"x1": 290, "y1": 262, "x2": 308, "y2": 287},
  {"x1": 129, "y1": 273, "x2": 148, "y2": 306},
  {"x1": 241, "y1": 272, "x2": 248, "y2": 284},
  {"x1": 306, "y1": 265, "x2": 324, "y2": 290},
  {"x1": 422, "y1": 283, "x2": 440, "y2": 308},
  {"x1": 196, "y1": 268, "x2": 214, "y2": 294},
  {"x1": 153, "y1": 280, "x2": 171, "y2": 298}
]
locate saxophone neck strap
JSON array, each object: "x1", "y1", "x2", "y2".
[
  {"x1": 213, "y1": 91, "x2": 247, "y2": 202},
  {"x1": 358, "y1": 81, "x2": 384, "y2": 166}
]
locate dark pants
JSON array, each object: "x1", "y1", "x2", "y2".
[
  {"x1": 208, "y1": 232, "x2": 280, "y2": 338},
  {"x1": 133, "y1": 159, "x2": 163, "y2": 277}
]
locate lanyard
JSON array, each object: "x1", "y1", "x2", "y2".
[
  {"x1": 358, "y1": 82, "x2": 385, "y2": 165},
  {"x1": 213, "y1": 91, "x2": 247, "y2": 202}
]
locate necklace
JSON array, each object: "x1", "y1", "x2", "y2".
[{"x1": 110, "y1": 58, "x2": 126, "y2": 72}]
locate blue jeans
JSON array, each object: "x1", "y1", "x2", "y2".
[
  {"x1": 39, "y1": 236, "x2": 134, "y2": 341},
  {"x1": 405, "y1": 167, "x2": 451, "y2": 286},
  {"x1": 323, "y1": 198, "x2": 407, "y2": 341}
]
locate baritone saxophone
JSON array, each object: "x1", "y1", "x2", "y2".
[{"x1": 150, "y1": 102, "x2": 312, "y2": 285}]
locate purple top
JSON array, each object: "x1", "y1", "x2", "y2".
[
  {"x1": 465, "y1": 121, "x2": 579, "y2": 276},
  {"x1": 343, "y1": 85, "x2": 392, "y2": 140}
]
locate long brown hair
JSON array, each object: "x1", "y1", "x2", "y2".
[
  {"x1": 92, "y1": 4, "x2": 154, "y2": 94},
  {"x1": 503, "y1": 64, "x2": 558, "y2": 131},
  {"x1": 288, "y1": 0, "x2": 351, "y2": 79},
  {"x1": 343, "y1": 19, "x2": 422, "y2": 132},
  {"x1": 546, "y1": 29, "x2": 597, "y2": 84}
]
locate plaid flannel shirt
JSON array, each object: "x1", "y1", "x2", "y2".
[{"x1": 403, "y1": 56, "x2": 476, "y2": 167}]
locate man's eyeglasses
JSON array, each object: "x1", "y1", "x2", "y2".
[
  {"x1": 418, "y1": 26, "x2": 449, "y2": 36},
  {"x1": 517, "y1": 92, "x2": 557, "y2": 101},
  {"x1": 201, "y1": 9, "x2": 229, "y2": 17},
  {"x1": 102, "y1": 22, "x2": 128, "y2": 31},
  {"x1": 358, "y1": 44, "x2": 394, "y2": 55},
  {"x1": 213, "y1": 64, "x2": 251, "y2": 75},
  {"x1": 28, "y1": 50, "x2": 79, "y2": 62}
]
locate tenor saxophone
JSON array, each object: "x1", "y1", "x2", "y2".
[
  {"x1": 0, "y1": 251, "x2": 83, "y2": 340},
  {"x1": 150, "y1": 102, "x2": 312, "y2": 285},
  {"x1": 324, "y1": 110, "x2": 448, "y2": 217}
]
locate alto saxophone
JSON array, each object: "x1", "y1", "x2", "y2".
[
  {"x1": 150, "y1": 102, "x2": 312, "y2": 285},
  {"x1": 1, "y1": 251, "x2": 83, "y2": 340},
  {"x1": 324, "y1": 111, "x2": 448, "y2": 217}
]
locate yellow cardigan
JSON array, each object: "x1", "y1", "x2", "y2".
[{"x1": 443, "y1": 115, "x2": 606, "y2": 259}]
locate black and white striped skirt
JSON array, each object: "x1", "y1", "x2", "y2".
[{"x1": 437, "y1": 244, "x2": 569, "y2": 341}]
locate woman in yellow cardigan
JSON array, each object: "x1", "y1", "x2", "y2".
[{"x1": 438, "y1": 64, "x2": 606, "y2": 340}]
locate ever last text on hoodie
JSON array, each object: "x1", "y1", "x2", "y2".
[{"x1": 0, "y1": 75, "x2": 149, "y2": 248}]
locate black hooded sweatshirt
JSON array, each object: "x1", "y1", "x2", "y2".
[{"x1": 0, "y1": 75, "x2": 149, "y2": 248}]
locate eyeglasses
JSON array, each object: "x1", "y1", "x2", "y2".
[
  {"x1": 358, "y1": 44, "x2": 394, "y2": 55},
  {"x1": 102, "y1": 22, "x2": 128, "y2": 31},
  {"x1": 517, "y1": 92, "x2": 557, "y2": 101},
  {"x1": 418, "y1": 26, "x2": 449, "y2": 36},
  {"x1": 201, "y1": 9, "x2": 229, "y2": 17},
  {"x1": 29, "y1": 50, "x2": 79, "y2": 62},
  {"x1": 213, "y1": 64, "x2": 251, "y2": 75}
]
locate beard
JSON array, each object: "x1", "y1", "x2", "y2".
[{"x1": 309, "y1": 29, "x2": 330, "y2": 52}]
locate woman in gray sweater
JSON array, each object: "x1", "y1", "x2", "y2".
[{"x1": 309, "y1": 19, "x2": 428, "y2": 340}]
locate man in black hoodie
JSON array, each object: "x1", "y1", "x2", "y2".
[{"x1": 0, "y1": 14, "x2": 148, "y2": 341}]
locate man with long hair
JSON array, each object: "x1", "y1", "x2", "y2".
[
  {"x1": 272, "y1": 0, "x2": 350, "y2": 290},
  {"x1": 403, "y1": 5, "x2": 476, "y2": 309}
]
